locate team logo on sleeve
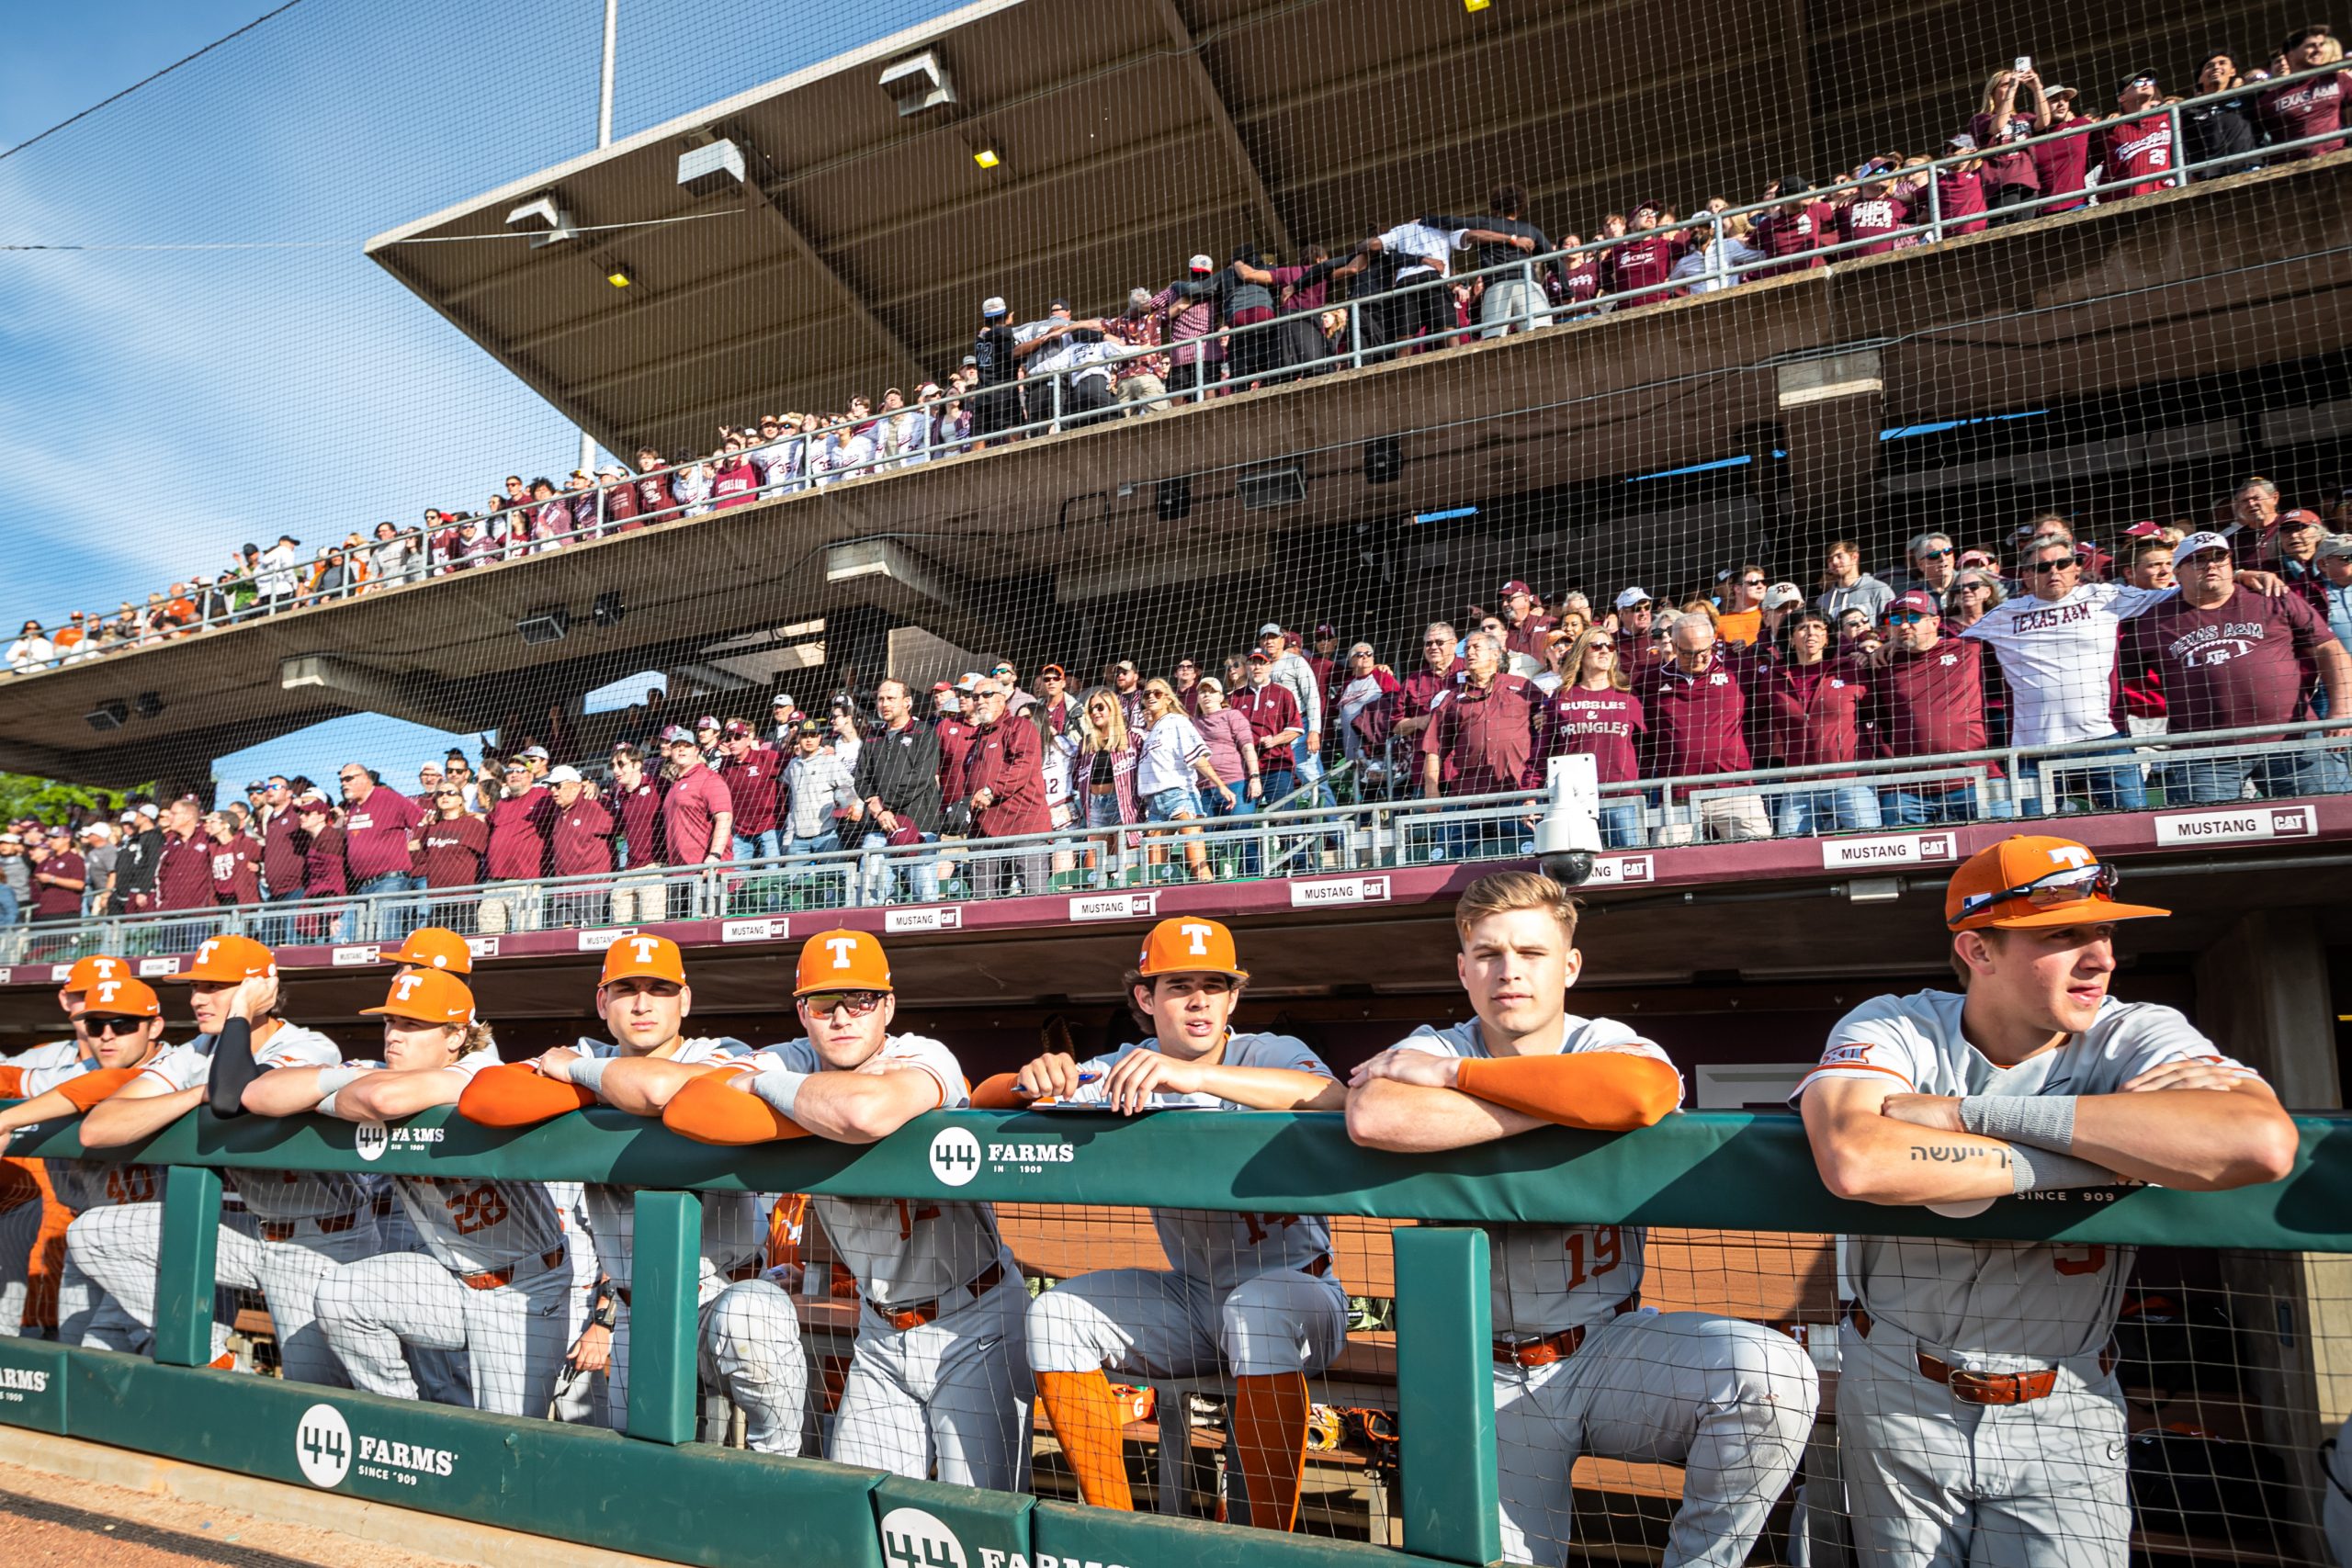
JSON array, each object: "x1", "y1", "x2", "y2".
[
  {"x1": 1822, "y1": 1043, "x2": 1874, "y2": 1066},
  {"x1": 927, "y1": 1128, "x2": 981, "y2": 1188}
]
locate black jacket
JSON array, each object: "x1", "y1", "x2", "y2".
[
  {"x1": 110, "y1": 825, "x2": 165, "y2": 912},
  {"x1": 851, "y1": 722, "x2": 944, "y2": 835}
]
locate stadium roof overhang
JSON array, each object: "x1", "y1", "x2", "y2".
[{"x1": 362, "y1": 0, "x2": 1860, "y2": 458}]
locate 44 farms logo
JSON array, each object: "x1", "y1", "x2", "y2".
[
  {"x1": 353, "y1": 1122, "x2": 445, "y2": 1162},
  {"x1": 295, "y1": 1403, "x2": 457, "y2": 1490}
]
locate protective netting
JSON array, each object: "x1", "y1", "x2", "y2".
[
  {"x1": 5, "y1": 4, "x2": 2352, "y2": 956},
  {"x1": 9, "y1": 1159, "x2": 2347, "y2": 1565}
]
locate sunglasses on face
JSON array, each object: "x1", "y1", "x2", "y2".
[
  {"x1": 1917, "y1": 548, "x2": 1951, "y2": 560},
  {"x1": 1885, "y1": 612, "x2": 1928, "y2": 626},
  {"x1": 82, "y1": 1017, "x2": 146, "y2": 1035},
  {"x1": 801, "y1": 990, "x2": 886, "y2": 1017},
  {"x1": 2028, "y1": 559, "x2": 2077, "y2": 574}
]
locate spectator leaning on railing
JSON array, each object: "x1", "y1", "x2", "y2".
[
  {"x1": 418, "y1": 780, "x2": 487, "y2": 921},
  {"x1": 656, "y1": 724, "x2": 732, "y2": 868},
  {"x1": 1757, "y1": 611, "x2": 1880, "y2": 836},
  {"x1": 336, "y1": 761, "x2": 424, "y2": 940},
  {"x1": 961, "y1": 676, "x2": 1050, "y2": 897},
  {"x1": 1867, "y1": 590, "x2": 1996, "y2": 825},
  {"x1": 1420, "y1": 632, "x2": 1541, "y2": 860},
  {"x1": 849, "y1": 679, "x2": 943, "y2": 906},
  {"x1": 2100, "y1": 72, "x2": 2179, "y2": 199},
  {"x1": 2259, "y1": 26, "x2": 2352, "y2": 157},
  {"x1": 783, "y1": 719, "x2": 857, "y2": 856},
  {"x1": 2118, "y1": 531, "x2": 2352, "y2": 803},
  {"x1": 717, "y1": 718, "x2": 783, "y2": 863},
  {"x1": 479, "y1": 759, "x2": 552, "y2": 936},
  {"x1": 1634, "y1": 615, "x2": 1769, "y2": 842}
]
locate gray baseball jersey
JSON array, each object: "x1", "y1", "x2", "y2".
[
  {"x1": 739, "y1": 1033, "x2": 1003, "y2": 1306},
  {"x1": 1394, "y1": 1015, "x2": 1684, "y2": 1339},
  {"x1": 568, "y1": 1034, "x2": 767, "y2": 1288},
  {"x1": 1798, "y1": 988, "x2": 2259, "y2": 1360},
  {"x1": 2, "y1": 1039, "x2": 83, "y2": 1072},
  {"x1": 125, "y1": 1023, "x2": 364, "y2": 1224},
  {"x1": 342, "y1": 1050, "x2": 569, "y2": 1275},
  {"x1": 1057, "y1": 1032, "x2": 1335, "y2": 1292}
]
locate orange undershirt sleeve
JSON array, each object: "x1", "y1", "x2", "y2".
[
  {"x1": 456, "y1": 1064, "x2": 596, "y2": 1127},
  {"x1": 969, "y1": 1072, "x2": 1024, "y2": 1111},
  {"x1": 1453, "y1": 1052, "x2": 1681, "y2": 1131},
  {"x1": 55, "y1": 1066, "x2": 143, "y2": 1113},
  {"x1": 661, "y1": 1071, "x2": 810, "y2": 1145}
]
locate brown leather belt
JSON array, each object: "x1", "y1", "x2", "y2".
[
  {"x1": 1494, "y1": 1293, "x2": 1639, "y2": 1368},
  {"x1": 1850, "y1": 1308, "x2": 2109, "y2": 1404},
  {"x1": 460, "y1": 1247, "x2": 566, "y2": 1292},
  {"x1": 259, "y1": 1211, "x2": 361, "y2": 1243},
  {"x1": 876, "y1": 1259, "x2": 1005, "y2": 1333}
]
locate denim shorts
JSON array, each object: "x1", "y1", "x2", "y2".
[{"x1": 1143, "y1": 784, "x2": 1203, "y2": 823}]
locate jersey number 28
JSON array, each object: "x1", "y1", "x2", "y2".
[{"x1": 441, "y1": 1182, "x2": 510, "y2": 1236}]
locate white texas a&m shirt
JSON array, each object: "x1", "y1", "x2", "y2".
[
  {"x1": 735, "y1": 1033, "x2": 1008, "y2": 1311},
  {"x1": 1393, "y1": 1014, "x2": 1684, "y2": 1340},
  {"x1": 1057, "y1": 1032, "x2": 1336, "y2": 1293},
  {"x1": 333, "y1": 1048, "x2": 567, "y2": 1277},
  {"x1": 1959, "y1": 581, "x2": 2174, "y2": 746},
  {"x1": 1797, "y1": 988, "x2": 2260, "y2": 1363},
  {"x1": 566, "y1": 1033, "x2": 770, "y2": 1294}
]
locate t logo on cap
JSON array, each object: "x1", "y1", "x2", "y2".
[
  {"x1": 828, "y1": 936, "x2": 858, "y2": 969},
  {"x1": 629, "y1": 936, "x2": 661, "y2": 965},
  {"x1": 393, "y1": 974, "x2": 423, "y2": 1002},
  {"x1": 1179, "y1": 922, "x2": 1214, "y2": 956},
  {"x1": 95, "y1": 980, "x2": 120, "y2": 1008}
]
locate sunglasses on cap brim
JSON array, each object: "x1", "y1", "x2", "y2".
[{"x1": 1952, "y1": 863, "x2": 2119, "y2": 927}]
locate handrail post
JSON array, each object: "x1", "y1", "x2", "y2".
[
  {"x1": 1395, "y1": 1225, "x2": 1500, "y2": 1564},
  {"x1": 627, "y1": 1190, "x2": 702, "y2": 1445},
  {"x1": 153, "y1": 1165, "x2": 223, "y2": 1368},
  {"x1": 1927, "y1": 169, "x2": 1944, "y2": 243},
  {"x1": 1709, "y1": 209, "x2": 1726, "y2": 290},
  {"x1": 1349, "y1": 302, "x2": 1363, "y2": 371},
  {"x1": 2167, "y1": 103, "x2": 2188, "y2": 187}
]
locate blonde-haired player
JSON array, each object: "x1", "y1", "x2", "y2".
[
  {"x1": 663, "y1": 929, "x2": 1031, "y2": 1492},
  {"x1": 249, "y1": 968, "x2": 574, "y2": 1415},
  {"x1": 1346, "y1": 869, "x2": 1819, "y2": 1568},
  {"x1": 458, "y1": 932, "x2": 803, "y2": 1450},
  {"x1": 1795, "y1": 836, "x2": 2297, "y2": 1568},
  {"x1": 973, "y1": 916, "x2": 1344, "y2": 1530},
  {"x1": 73, "y1": 936, "x2": 359, "y2": 1380}
]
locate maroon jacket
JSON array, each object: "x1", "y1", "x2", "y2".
[
  {"x1": 153, "y1": 829, "x2": 216, "y2": 912},
  {"x1": 208, "y1": 834, "x2": 263, "y2": 906},
  {"x1": 1421, "y1": 672, "x2": 1542, "y2": 795},
  {"x1": 962, "y1": 717, "x2": 1050, "y2": 838},
  {"x1": 1634, "y1": 647, "x2": 1757, "y2": 777},
  {"x1": 934, "y1": 716, "x2": 978, "y2": 803},
  {"x1": 261, "y1": 808, "x2": 310, "y2": 896},
  {"x1": 602, "y1": 479, "x2": 642, "y2": 531},
  {"x1": 1757, "y1": 655, "x2": 1871, "y2": 773}
]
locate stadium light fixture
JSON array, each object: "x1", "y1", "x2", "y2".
[
  {"x1": 85, "y1": 701, "x2": 129, "y2": 733},
  {"x1": 515, "y1": 607, "x2": 571, "y2": 646},
  {"x1": 973, "y1": 147, "x2": 1001, "y2": 170},
  {"x1": 1464, "y1": 0, "x2": 1490, "y2": 10},
  {"x1": 606, "y1": 268, "x2": 634, "y2": 288},
  {"x1": 504, "y1": 194, "x2": 576, "y2": 249},
  {"x1": 879, "y1": 51, "x2": 956, "y2": 117}
]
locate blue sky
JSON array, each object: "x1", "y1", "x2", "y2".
[{"x1": 0, "y1": 0, "x2": 967, "y2": 793}]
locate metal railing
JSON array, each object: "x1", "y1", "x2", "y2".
[
  {"x1": 6, "y1": 62, "x2": 2347, "y2": 673},
  {"x1": 4, "y1": 717, "x2": 2343, "y2": 964},
  {"x1": 0, "y1": 1103, "x2": 2344, "y2": 1566}
]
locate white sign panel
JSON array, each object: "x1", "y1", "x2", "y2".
[
  {"x1": 1820, "y1": 832, "x2": 1959, "y2": 870},
  {"x1": 721, "y1": 917, "x2": 788, "y2": 942},
  {"x1": 1067, "y1": 892, "x2": 1156, "y2": 921},
  {"x1": 2152, "y1": 804, "x2": 2317, "y2": 847},
  {"x1": 1288, "y1": 875, "x2": 1392, "y2": 908},
  {"x1": 886, "y1": 906, "x2": 963, "y2": 932}
]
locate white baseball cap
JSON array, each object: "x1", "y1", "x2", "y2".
[
  {"x1": 1614, "y1": 587, "x2": 1653, "y2": 610},
  {"x1": 1762, "y1": 581, "x2": 1805, "y2": 611},
  {"x1": 137, "y1": 803, "x2": 161, "y2": 819},
  {"x1": 2172, "y1": 530, "x2": 2233, "y2": 567},
  {"x1": 544, "y1": 765, "x2": 583, "y2": 784},
  {"x1": 1257, "y1": 622, "x2": 1283, "y2": 637},
  {"x1": 1189, "y1": 254, "x2": 1214, "y2": 273},
  {"x1": 980, "y1": 296, "x2": 1008, "y2": 317}
]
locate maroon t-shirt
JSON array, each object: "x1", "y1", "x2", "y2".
[
  {"x1": 1869, "y1": 639, "x2": 1990, "y2": 787},
  {"x1": 154, "y1": 830, "x2": 216, "y2": 912},
  {"x1": 1539, "y1": 687, "x2": 1647, "y2": 784},
  {"x1": 2032, "y1": 124, "x2": 2095, "y2": 209},
  {"x1": 31, "y1": 851, "x2": 85, "y2": 919},
  {"x1": 208, "y1": 835, "x2": 262, "y2": 905},
  {"x1": 1422, "y1": 673, "x2": 1541, "y2": 796},
  {"x1": 710, "y1": 458, "x2": 762, "y2": 509},
  {"x1": 418, "y1": 816, "x2": 488, "y2": 888},
  {"x1": 1228, "y1": 682, "x2": 1303, "y2": 778},
  {"x1": 260, "y1": 808, "x2": 309, "y2": 895},
  {"x1": 720, "y1": 748, "x2": 784, "y2": 835},
  {"x1": 635, "y1": 472, "x2": 676, "y2": 523},
  {"x1": 1969, "y1": 109, "x2": 2042, "y2": 192},
  {"x1": 2258, "y1": 71, "x2": 2351, "y2": 158},
  {"x1": 485, "y1": 788, "x2": 553, "y2": 880},
  {"x1": 1606, "y1": 233, "x2": 1685, "y2": 298},
  {"x1": 661, "y1": 765, "x2": 732, "y2": 863},
  {"x1": 2098, "y1": 114, "x2": 2176, "y2": 198},
  {"x1": 1747, "y1": 206, "x2": 1829, "y2": 276},
  {"x1": 1836, "y1": 194, "x2": 1914, "y2": 256},
  {"x1": 341, "y1": 787, "x2": 423, "y2": 883},
  {"x1": 602, "y1": 479, "x2": 641, "y2": 531},
  {"x1": 304, "y1": 825, "x2": 349, "y2": 897},
  {"x1": 2118, "y1": 590, "x2": 2329, "y2": 739},
  {"x1": 1553, "y1": 254, "x2": 1602, "y2": 307},
  {"x1": 612, "y1": 778, "x2": 666, "y2": 869},
  {"x1": 1634, "y1": 651, "x2": 1755, "y2": 777},
  {"x1": 548, "y1": 797, "x2": 615, "y2": 876},
  {"x1": 1935, "y1": 167, "x2": 1988, "y2": 232}
]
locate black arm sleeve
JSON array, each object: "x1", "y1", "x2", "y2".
[{"x1": 207, "y1": 1017, "x2": 259, "y2": 1118}]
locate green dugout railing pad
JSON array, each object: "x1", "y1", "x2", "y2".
[{"x1": 12, "y1": 1106, "x2": 2350, "y2": 1248}]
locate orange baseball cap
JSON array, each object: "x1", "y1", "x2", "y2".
[
  {"x1": 62, "y1": 954, "x2": 130, "y2": 994},
  {"x1": 389, "y1": 927, "x2": 472, "y2": 975},
  {"x1": 79, "y1": 976, "x2": 161, "y2": 1019},
  {"x1": 601, "y1": 932, "x2": 687, "y2": 987},
  {"x1": 794, "y1": 929, "x2": 892, "y2": 996},
  {"x1": 362, "y1": 968, "x2": 476, "y2": 1024},
  {"x1": 1136, "y1": 917, "x2": 1250, "y2": 982},
  {"x1": 175, "y1": 935, "x2": 277, "y2": 984},
  {"x1": 1945, "y1": 836, "x2": 2169, "y2": 932}
]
